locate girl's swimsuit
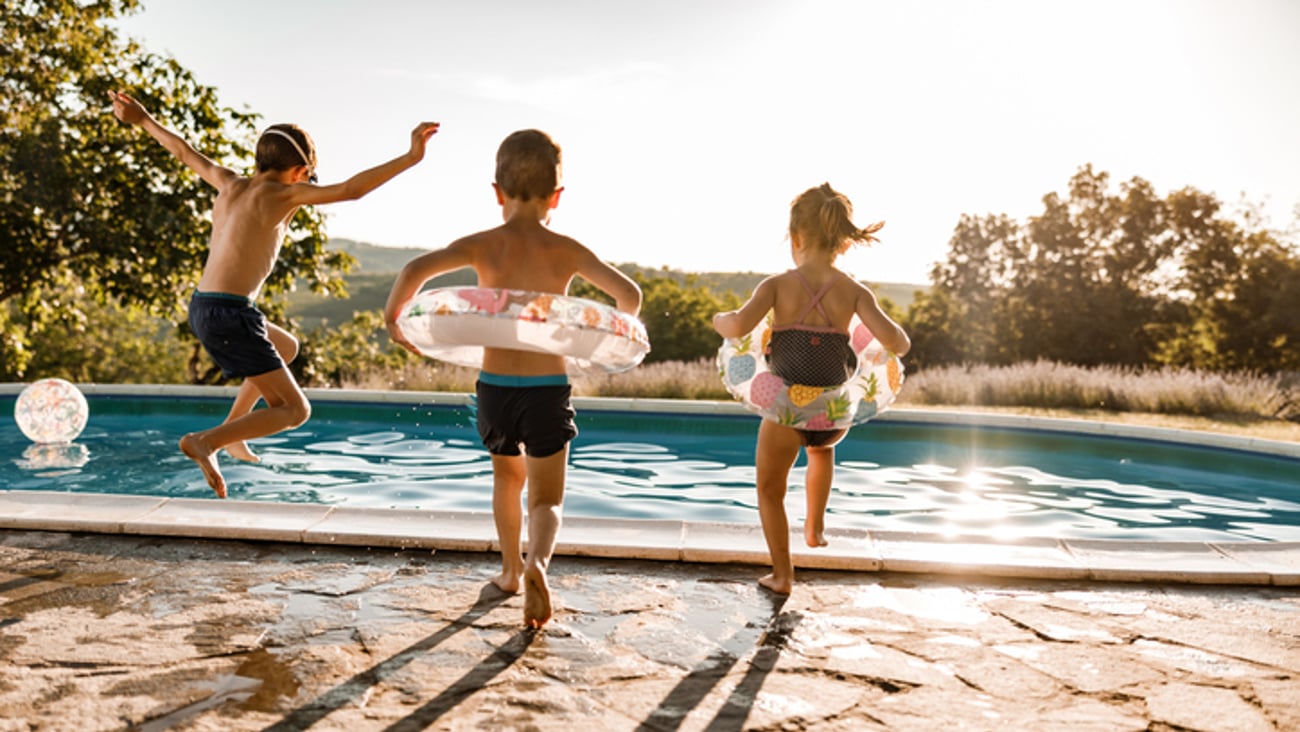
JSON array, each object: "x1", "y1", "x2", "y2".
[
  {"x1": 765, "y1": 271, "x2": 857, "y2": 446},
  {"x1": 766, "y1": 271, "x2": 858, "y2": 387}
]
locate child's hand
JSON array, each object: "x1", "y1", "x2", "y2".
[
  {"x1": 385, "y1": 318, "x2": 422, "y2": 356},
  {"x1": 408, "y1": 122, "x2": 440, "y2": 161},
  {"x1": 108, "y1": 90, "x2": 148, "y2": 126}
]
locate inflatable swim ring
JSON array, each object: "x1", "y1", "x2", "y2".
[
  {"x1": 397, "y1": 287, "x2": 650, "y2": 375},
  {"x1": 718, "y1": 316, "x2": 903, "y2": 430}
]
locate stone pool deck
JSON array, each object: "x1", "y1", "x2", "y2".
[
  {"x1": 2, "y1": 527, "x2": 1299, "y2": 731},
  {"x1": 3, "y1": 388, "x2": 1299, "y2": 728}
]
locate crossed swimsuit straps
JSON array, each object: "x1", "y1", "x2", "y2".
[{"x1": 765, "y1": 270, "x2": 858, "y2": 388}]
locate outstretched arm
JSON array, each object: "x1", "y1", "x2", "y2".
[
  {"x1": 109, "y1": 90, "x2": 237, "y2": 189},
  {"x1": 288, "y1": 122, "x2": 440, "y2": 207},
  {"x1": 712, "y1": 277, "x2": 776, "y2": 339}
]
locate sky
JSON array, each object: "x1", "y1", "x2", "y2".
[{"x1": 113, "y1": 0, "x2": 1300, "y2": 285}]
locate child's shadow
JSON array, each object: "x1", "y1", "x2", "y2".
[{"x1": 637, "y1": 590, "x2": 800, "y2": 732}]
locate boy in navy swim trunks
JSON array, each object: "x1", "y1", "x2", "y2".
[
  {"x1": 384, "y1": 130, "x2": 641, "y2": 628},
  {"x1": 110, "y1": 90, "x2": 439, "y2": 498}
]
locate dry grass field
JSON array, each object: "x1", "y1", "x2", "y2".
[{"x1": 339, "y1": 358, "x2": 1300, "y2": 444}]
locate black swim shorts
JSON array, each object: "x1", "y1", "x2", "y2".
[
  {"x1": 188, "y1": 291, "x2": 285, "y2": 379},
  {"x1": 475, "y1": 372, "x2": 578, "y2": 458}
]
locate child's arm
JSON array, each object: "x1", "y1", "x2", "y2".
[
  {"x1": 713, "y1": 277, "x2": 776, "y2": 339},
  {"x1": 854, "y1": 284, "x2": 911, "y2": 356},
  {"x1": 286, "y1": 122, "x2": 440, "y2": 207},
  {"x1": 109, "y1": 91, "x2": 238, "y2": 189},
  {"x1": 383, "y1": 242, "x2": 473, "y2": 354},
  {"x1": 575, "y1": 251, "x2": 642, "y2": 316}
]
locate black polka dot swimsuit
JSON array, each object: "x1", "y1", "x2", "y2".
[{"x1": 765, "y1": 270, "x2": 857, "y2": 387}]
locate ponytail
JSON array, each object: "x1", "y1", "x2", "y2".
[{"x1": 791, "y1": 183, "x2": 883, "y2": 255}]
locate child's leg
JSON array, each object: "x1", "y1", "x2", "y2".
[
  {"x1": 179, "y1": 366, "x2": 310, "y2": 498},
  {"x1": 223, "y1": 323, "x2": 300, "y2": 463},
  {"x1": 521, "y1": 448, "x2": 568, "y2": 628},
  {"x1": 804, "y1": 445, "x2": 834, "y2": 548},
  {"x1": 754, "y1": 420, "x2": 803, "y2": 594},
  {"x1": 489, "y1": 453, "x2": 527, "y2": 593}
]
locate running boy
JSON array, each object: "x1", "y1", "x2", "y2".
[
  {"x1": 384, "y1": 129, "x2": 641, "y2": 628},
  {"x1": 110, "y1": 90, "x2": 439, "y2": 498}
]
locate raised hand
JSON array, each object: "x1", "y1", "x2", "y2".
[
  {"x1": 108, "y1": 90, "x2": 149, "y2": 126},
  {"x1": 409, "y1": 121, "x2": 441, "y2": 161}
]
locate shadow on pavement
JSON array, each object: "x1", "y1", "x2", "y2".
[
  {"x1": 260, "y1": 583, "x2": 511, "y2": 732},
  {"x1": 637, "y1": 591, "x2": 798, "y2": 732}
]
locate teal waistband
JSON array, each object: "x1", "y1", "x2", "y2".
[
  {"x1": 193, "y1": 290, "x2": 254, "y2": 306},
  {"x1": 478, "y1": 371, "x2": 569, "y2": 387}
]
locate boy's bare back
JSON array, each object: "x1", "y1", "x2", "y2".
[
  {"x1": 201, "y1": 175, "x2": 305, "y2": 298},
  {"x1": 108, "y1": 90, "x2": 438, "y2": 299},
  {"x1": 417, "y1": 215, "x2": 639, "y2": 376}
]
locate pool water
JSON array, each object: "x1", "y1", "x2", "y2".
[{"x1": 3, "y1": 394, "x2": 1299, "y2": 542}]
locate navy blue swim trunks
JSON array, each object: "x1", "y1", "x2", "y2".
[
  {"x1": 475, "y1": 372, "x2": 577, "y2": 458},
  {"x1": 188, "y1": 291, "x2": 284, "y2": 379}
]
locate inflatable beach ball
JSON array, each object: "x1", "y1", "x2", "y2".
[{"x1": 14, "y1": 378, "x2": 89, "y2": 444}]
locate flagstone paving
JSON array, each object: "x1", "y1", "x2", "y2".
[{"x1": 1, "y1": 530, "x2": 1297, "y2": 731}]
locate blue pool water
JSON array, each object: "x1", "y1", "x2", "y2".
[{"x1": 2, "y1": 394, "x2": 1299, "y2": 542}]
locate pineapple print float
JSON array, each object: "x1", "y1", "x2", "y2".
[{"x1": 718, "y1": 314, "x2": 904, "y2": 430}]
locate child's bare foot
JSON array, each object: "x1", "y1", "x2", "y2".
[
  {"x1": 805, "y1": 522, "x2": 828, "y2": 548},
  {"x1": 224, "y1": 441, "x2": 260, "y2": 464},
  {"x1": 179, "y1": 433, "x2": 226, "y2": 498},
  {"x1": 523, "y1": 565, "x2": 552, "y2": 629},
  {"x1": 490, "y1": 570, "x2": 521, "y2": 594},
  {"x1": 758, "y1": 573, "x2": 792, "y2": 595}
]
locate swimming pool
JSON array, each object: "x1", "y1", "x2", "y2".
[{"x1": 2, "y1": 388, "x2": 1299, "y2": 543}]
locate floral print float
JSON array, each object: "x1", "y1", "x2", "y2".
[{"x1": 397, "y1": 287, "x2": 650, "y2": 375}]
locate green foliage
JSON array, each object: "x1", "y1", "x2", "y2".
[
  {"x1": 907, "y1": 165, "x2": 1300, "y2": 373},
  {"x1": 0, "y1": 279, "x2": 187, "y2": 382},
  {"x1": 570, "y1": 272, "x2": 742, "y2": 363},
  {"x1": 295, "y1": 310, "x2": 413, "y2": 387},
  {"x1": 0, "y1": 0, "x2": 351, "y2": 381}
]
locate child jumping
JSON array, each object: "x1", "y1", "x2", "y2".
[
  {"x1": 384, "y1": 129, "x2": 642, "y2": 629},
  {"x1": 109, "y1": 90, "x2": 439, "y2": 498},
  {"x1": 712, "y1": 183, "x2": 911, "y2": 594}
]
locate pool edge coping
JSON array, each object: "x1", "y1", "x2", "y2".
[{"x1": 0, "y1": 490, "x2": 1296, "y2": 586}]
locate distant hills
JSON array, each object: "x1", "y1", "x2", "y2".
[{"x1": 286, "y1": 239, "x2": 928, "y2": 330}]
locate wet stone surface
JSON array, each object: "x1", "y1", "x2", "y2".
[{"x1": 0, "y1": 529, "x2": 1298, "y2": 731}]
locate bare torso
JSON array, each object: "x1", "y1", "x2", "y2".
[
  {"x1": 196, "y1": 176, "x2": 297, "y2": 299},
  {"x1": 468, "y1": 220, "x2": 590, "y2": 376}
]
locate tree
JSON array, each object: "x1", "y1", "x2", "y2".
[
  {"x1": 906, "y1": 165, "x2": 1300, "y2": 372},
  {"x1": 1, "y1": 0, "x2": 351, "y2": 380}
]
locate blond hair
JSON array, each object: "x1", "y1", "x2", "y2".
[{"x1": 789, "y1": 183, "x2": 884, "y2": 256}]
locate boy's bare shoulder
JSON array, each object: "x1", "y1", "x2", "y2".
[
  {"x1": 447, "y1": 225, "x2": 507, "y2": 250},
  {"x1": 540, "y1": 229, "x2": 598, "y2": 258}
]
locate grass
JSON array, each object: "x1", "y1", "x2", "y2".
[{"x1": 337, "y1": 358, "x2": 1300, "y2": 444}]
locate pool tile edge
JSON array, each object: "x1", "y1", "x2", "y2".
[{"x1": 1, "y1": 491, "x2": 1298, "y2": 586}]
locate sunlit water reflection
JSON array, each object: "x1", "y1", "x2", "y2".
[{"x1": 2, "y1": 395, "x2": 1298, "y2": 542}]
